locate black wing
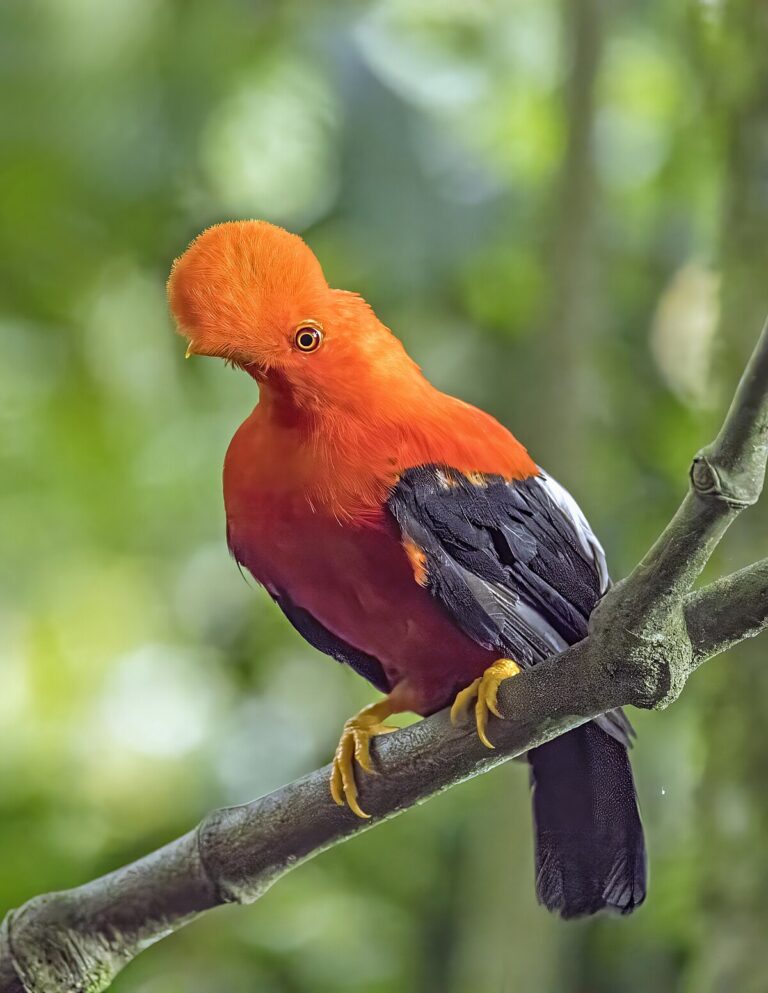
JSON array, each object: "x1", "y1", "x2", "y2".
[
  {"x1": 389, "y1": 465, "x2": 645, "y2": 916},
  {"x1": 388, "y1": 464, "x2": 631, "y2": 745},
  {"x1": 388, "y1": 465, "x2": 608, "y2": 661}
]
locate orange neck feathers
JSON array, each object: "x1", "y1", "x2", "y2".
[
  {"x1": 168, "y1": 221, "x2": 537, "y2": 519},
  {"x1": 226, "y1": 352, "x2": 537, "y2": 521}
]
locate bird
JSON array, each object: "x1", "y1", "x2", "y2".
[{"x1": 168, "y1": 219, "x2": 647, "y2": 919}]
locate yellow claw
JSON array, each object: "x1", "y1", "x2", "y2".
[
  {"x1": 450, "y1": 658, "x2": 522, "y2": 749},
  {"x1": 185, "y1": 341, "x2": 194, "y2": 359},
  {"x1": 330, "y1": 701, "x2": 398, "y2": 819}
]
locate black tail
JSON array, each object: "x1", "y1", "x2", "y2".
[{"x1": 528, "y1": 721, "x2": 647, "y2": 919}]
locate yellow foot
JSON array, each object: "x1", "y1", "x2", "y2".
[
  {"x1": 450, "y1": 658, "x2": 522, "y2": 749},
  {"x1": 330, "y1": 700, "x2": 398, "y2": 819}
]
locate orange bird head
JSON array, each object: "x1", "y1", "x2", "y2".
[{"x1": 167, "y1": 220, "x2": 421, "y2": 416}]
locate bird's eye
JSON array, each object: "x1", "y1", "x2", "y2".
[{"x1": 293, "y1": 325, "x2": 324, "y2": 353}]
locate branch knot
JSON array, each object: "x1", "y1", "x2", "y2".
[{"x1": 690, "y1": 454, "x2": 757, "y2": 508}]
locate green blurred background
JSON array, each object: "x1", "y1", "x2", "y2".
[{"x1": 2, "y1": 0, "x2": 768, "y2": 990}]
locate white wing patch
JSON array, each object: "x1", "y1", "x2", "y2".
[
  {"x1": 480, "y1": 575, "x2": 570, "y2": 656},
  {"x1": 536, "y1": 470, "x2": 610, "y2": 594}
]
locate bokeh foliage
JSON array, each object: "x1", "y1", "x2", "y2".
[{"x1": 2, "y1": 0, "x2": 768, "y2": 990}]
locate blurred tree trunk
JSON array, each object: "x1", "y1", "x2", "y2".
[
  {"x1": 546, "y1": 1, "x2": 607, "y2": 987},
  {"x1": 690, "y1": 1, "x2": 768, "y2": 989},
  {"x1": 536, "y1": 0, "x2": 605, "y2": 490}
]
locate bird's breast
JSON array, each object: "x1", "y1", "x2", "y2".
[{"x1": 226, "y1": 494, "x2": 494, "y2": 714}]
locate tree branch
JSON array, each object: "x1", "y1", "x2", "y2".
[
  {"x1": 686, "y1": 558, "x2": 768, "y2": 663},
  {"x1": 3, "y1": 316, "x2": 768, "y2": 993}
]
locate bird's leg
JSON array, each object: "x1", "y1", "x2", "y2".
[
  {"x1": 330, "y1": 697, "x2": 400, "y2": 819},
  {"x1": 450, "y1": 658, "x2": 522, "y2": 749}
]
